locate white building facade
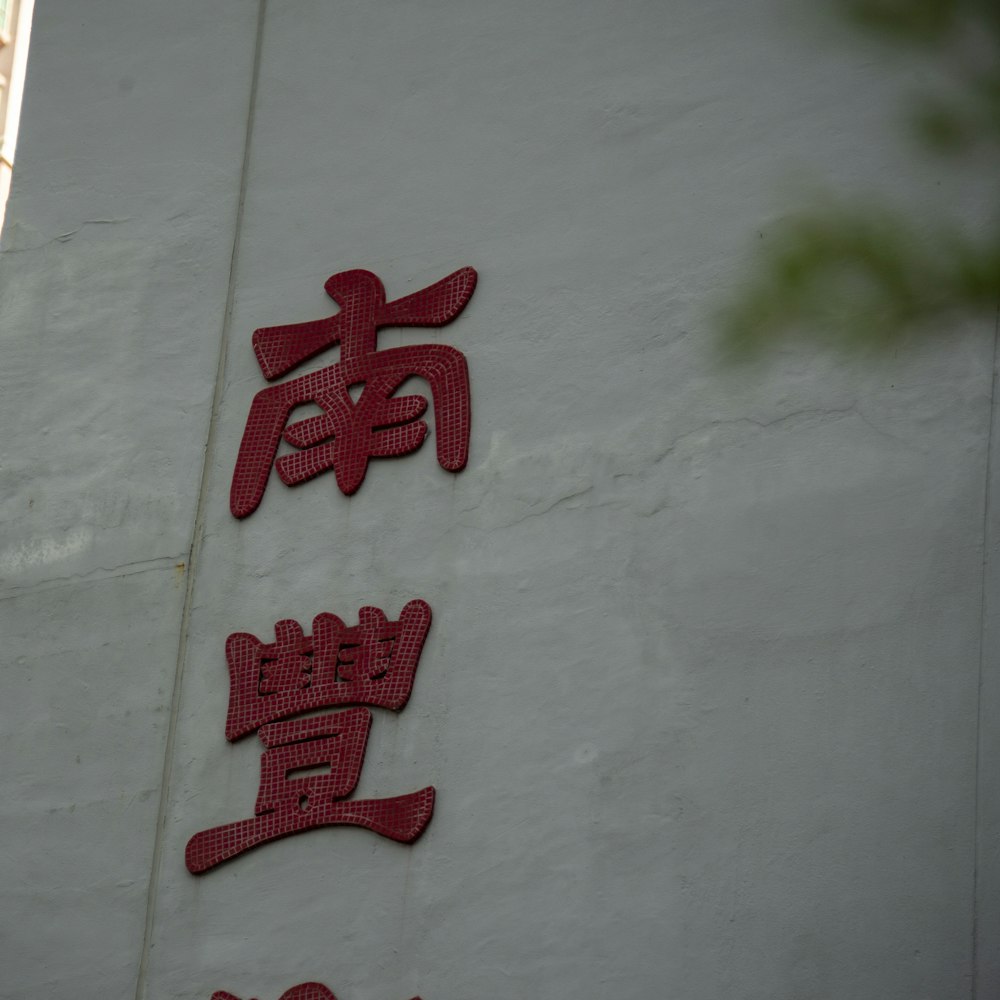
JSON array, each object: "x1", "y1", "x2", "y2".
[{"x1": 1, "y1": 2, "x2": 997, "y2": 999}]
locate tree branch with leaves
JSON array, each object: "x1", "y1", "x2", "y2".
[{"x1": 717, "y1": 0, "x2": 1000, "y2": 357}]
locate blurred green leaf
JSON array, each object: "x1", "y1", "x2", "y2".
[
  {"x1": 717, "y1": 202, "x2": 1000, "y2": 358},
  {"x1": 839, "y1": 0, "x2": 961, "y2": 46},
  {"x1": 910, "y1": 97, "x2": 972, "y2": 151},
  {"x1": 717, "y1": 0, "x2": 1000, "y2": 360}
]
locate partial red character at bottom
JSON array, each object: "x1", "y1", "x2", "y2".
[
  {"x1": 186, "y1": 707, "x2": 434, "y2": 873},
  {"x1": 212, "y1": 986, "x2": 421, "y2": 1000}
]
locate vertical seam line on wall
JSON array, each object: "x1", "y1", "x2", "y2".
[
  {"x1": 132, "y1": 2, "x2": 268, "y2": 997},
  {"x1": 973, "y1": 301, "x2": 1000, "y2": 1000}
]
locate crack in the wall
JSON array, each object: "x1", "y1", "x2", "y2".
[
  {"x1": 0, "y1": 217, "x2": 132, "y2": 254},
  {"x1": 458, "y1": 402, "x2": 917, "y2": 532},
  {"x1": 648, "y1": 403, "x2": 917, "y2": 464},
  {"x1": 0, "y1": 554, "x2": 185, "y2": 601}
]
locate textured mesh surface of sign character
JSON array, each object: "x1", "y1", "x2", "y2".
[
  {"x1": 230, "y1": 266, "x2": 477, "y2": 518},
  {"x1": 212, "y1": 986, "x2": 421, "y2": 1000},
  {"x1": 186, "y1": 601, "x2": 435, "y2": 873}
]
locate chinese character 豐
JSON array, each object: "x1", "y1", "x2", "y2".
[
  {"x1": 230, "y1": 267, "x2": 477, "y2": 518},
  {"x1": 186, "y1": 601, "x2": 435, "y2": 874}
]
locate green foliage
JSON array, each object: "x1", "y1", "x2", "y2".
[{"x1": 717, "y1": 0, "x2": 1000, "y2": 357}]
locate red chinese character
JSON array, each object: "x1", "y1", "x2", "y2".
[
  {"x1": 186, "y1": 602, "x2": 435, "y2": 874},
  {"x1": 231, "y1": 267, "x2": 477, "y2": 518},
  {"x1": 212, "y1": 986, "x2": 421, "y2": 1000},
  {"x1": 224, "y1": 599, "x2": 431, "y2": 740}
]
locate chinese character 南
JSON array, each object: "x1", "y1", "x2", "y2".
[
  {"x1": 213, "y1": 985, "x2": 421, "y2": 1000},
  {"x1": 186, "y1": 601, "x2": 435, "y2": 873},
  {"x1": 230, "y1": 267, "x2": 477, "y2": 518}
]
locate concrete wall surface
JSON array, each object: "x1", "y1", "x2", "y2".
[{"x1": 1, "y1": 2, "x2": 996, "y2": 999}]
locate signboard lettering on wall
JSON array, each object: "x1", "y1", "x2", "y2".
[
  {"x1": 194, "y1": 263, "x2": 479, "y2": 993},
  {"x1": 213, "y1": 985, "x2": 420, "y2": 1000},
  {"x1": 231, "y1": 266, "x2": 477, "y2": 516},
  {"x1": 186, "y1": 601, "x2": 436, "y2": 873}
]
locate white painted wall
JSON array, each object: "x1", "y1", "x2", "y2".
[{"x1": 1, "y1": 2, "x2": 996, "y2": 999}]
